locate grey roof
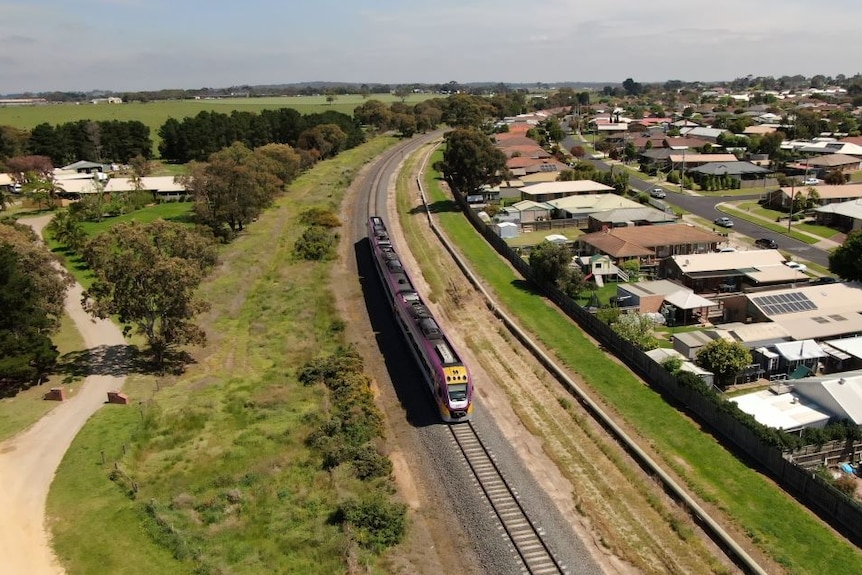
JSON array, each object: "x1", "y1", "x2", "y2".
[
  {"x1": 590, "y1": 207, "x2": 677, "y2": 224},
  {"x1": 689, "y1": 161, "x2": 770, "y2": 176},
  {"x1": 814, "y1": 199, "x2": 862, "y2": 220},
  {"x1": 640, "y1": 148, "x2": 675, "y2": 160}
]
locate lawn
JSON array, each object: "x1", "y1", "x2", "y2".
[
  {"x1": 416, "y1": 153, "x2": 862, "y2": 574},
  {"x1": 734, "y1": 201, "x2": 842, "y2": 240},
  {"x1": 47, "y1": 136, "x2": 403, "y2": 575},
  {"x1": 717, "y1": 205, "x2": 822, "y2": 245}
]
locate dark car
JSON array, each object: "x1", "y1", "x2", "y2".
[
  {"x1": 811, "y1": 276, "x2": 837, "y2": 285},
  {"x1": 754, "y1": 237, "x2": 778, "y2": 249}
]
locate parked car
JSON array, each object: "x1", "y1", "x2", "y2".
[
  {"x1": 717, "y1": 247, "x2": 737, "y2": 253},
  {"x1": 784, "y1": 261, "x2": 807, "y2": 272},
  {"x1": 714, "y1": 216, "x2": 734, "y2": 228},
  {"x1": 803, "y1": 177, "x2": 820, "y2": 186},
  {"x1": 754, "y1": 237, "x2": 778, "y2": 249},
  {"x1": 811, "y1": 276, "x2": 837, "y2": 285},
  {"x1": 649, "y1": 188, "x2": 666, "y2": 199}
]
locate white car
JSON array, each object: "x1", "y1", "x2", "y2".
[
  {"x1": 649, "y1": 188, "x2": 666, "y2": 199},
  {"x1": 803, "y1": 177, "x2": 820, "y2": 186},
  {"x1": 785, "y1": 261, "x2": 807, "y2": 272}
]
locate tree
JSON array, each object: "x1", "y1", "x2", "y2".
[
  {"x1": 829, "y1": 229, "x2": 862, "y2": 281},
  {"x1": 178, "y1": 142, "x2": 285, "y2": 239},
  {"x1": 529, "y1": 240, "x2": 570, "y2": 285},
  {"x1": 82, "y1": 221, "x2": 218, "y2": 369},
  {"x1": 695, "y1": 339, "x2": 752, "y2": 388},
  {"x1": 570, "y1": 145, "x2": 586, "y2": 159},
  {"x1": 21, "y1": 174, "x2": 64, "y2": 210},
  {"x1": 47, "y1": 210, "x2": 85, "y2": 250},
  {"x1": 0, "y1": 245, "x2": 61, "y2": 387},
  {"x1": 437, "y1": 128, "x2": 508, "y2": 194},
  {"x1": 557, "y1": 267, "x2": 586, "y2": 298},
  {"x1": 353, "y1": 99, "x2": 392, "y2": 131},
  {"x1": 622, "y1": 78, "x2": 643, "y2": 96},
  {"x1": 0, "y1": 222, "x2": 72, "y2": 387},
  {"x1": 611, "y1": 314, "x2": 660, "y2": 351}
]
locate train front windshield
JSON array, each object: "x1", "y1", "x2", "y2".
[{"x1": 448, "y1": 384, "x2": 468, "y2": 402}]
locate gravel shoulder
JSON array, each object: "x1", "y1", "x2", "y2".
[{"x1": 0, "y1": 214, "x2": 130, "y2": 575}]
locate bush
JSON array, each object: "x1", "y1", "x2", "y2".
[
  {"x1": 336, "y1": 496, "x2": 407, "y2": 552},
  {"x1": 294, "y1": 225, "x2": 338, "y2": 260}
]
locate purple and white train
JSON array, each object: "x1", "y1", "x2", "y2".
[{"x1": 368, "y1": 216, "x2": 473, "y2": 422}]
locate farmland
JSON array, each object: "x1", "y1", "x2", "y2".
[{"x1": 0, "y1": 94, "x2": 438, "y2": 134}]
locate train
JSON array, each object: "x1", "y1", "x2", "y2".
[{"x1": 367, "y1": 216, "x2": 473, "y2": 422}]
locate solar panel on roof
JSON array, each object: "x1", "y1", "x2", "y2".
[{"x1": 752, "y1": 292, "x2": 818, "y2": 316}]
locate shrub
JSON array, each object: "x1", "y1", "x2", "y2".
[
  {"x1": 294, "y1": 225, "x2": 338, "y2": 260},
  {"x1": 336, "y1": 496, "x2": 407, "y2": 552}
]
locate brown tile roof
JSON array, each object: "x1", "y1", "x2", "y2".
[
  {"x1": 840, "y1": 136, "x2": 862, "y2": 146},
  {"x1": 578, "y1": 233, "x2": 654, "y2": 258},
  {"x1": 579, "y1": 223, "x2": 724, "y2": 257},
  {"x1": 495, "y1": 134, "x2": 537, "y2": 146}
]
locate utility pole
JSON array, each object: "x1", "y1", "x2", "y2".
[
  {"x1": 680, "y1": 148, "x2": 686, "y2": 194},
  {"x1": 787, "y1": 179, "x2": 795, "y2": 233}
]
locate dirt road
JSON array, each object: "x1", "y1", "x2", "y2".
[{"x1": 0, "y1": 214, "x2": 129, "y2": 575}]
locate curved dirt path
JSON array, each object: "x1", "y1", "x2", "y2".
[{"x1": 0, "y1": 214, "x2": 129, "y2": 575}]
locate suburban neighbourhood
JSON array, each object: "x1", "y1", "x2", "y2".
[{"x1": 4, "y1": 71, "x2": 862, "y2": 575}]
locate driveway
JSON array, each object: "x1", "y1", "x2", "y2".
[{"x1": 0, "y1": 214, "x2": 130, "y2": 575}]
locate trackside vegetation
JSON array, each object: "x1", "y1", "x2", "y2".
[
  {"x1": 47, "y1": 136, "x2": 406, "y2": 575},
  {"x1": 413, "y1": 149, "x2": 862, "y2": 575}
]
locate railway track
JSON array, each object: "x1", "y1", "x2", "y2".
[{"x1": 450, "y1": 422, "x2": 568, "y2": 575}]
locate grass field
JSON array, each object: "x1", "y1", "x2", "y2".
[
  {"x1": 415, "y1": 150, "x2": 862, "y2": 574},
  {"x1": 47, "y1": 136, "x2": 402, "y2": 575},
  {"x1": 0, "y1": 94, "x2": 438, "y2": 156}
]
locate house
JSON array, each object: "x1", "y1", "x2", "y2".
[
  {"x1": 546, "y1": 194, "x2": 643, "y2": 226},
  {"x1": 801, "y1": 153, "x2": 862, "y2": 174},
  {"x1": 617, "y1": 280, "x2": 720, "y2": 324},
  {"x1": 789, "y1": 369, "x2": 862, "y2": 426},
  {"x1": 688, "y1": 161, "x2": 771, "y2": 181},
  {"x1": 103, "y1": 176, "x2": 189, "y2": 202},
  {"x1": 679, "y1": 127, "x2": 731, "y2": 142},
  {"x1": 743, "y1": 282, "x2": 862, "y2": 341},
  {"x1": 668, "y1": 153, "x2": 739, "y2": 171},
  {"x1": 645, "y1": 348, "x2": 715, "y2": 386},
  {"x1": 771, "y1": 340, "x2": 828, "y2": 378},
  {"x1": 587, "y1": 206, "x2": 677, "y2": 231},
  {"x1": 730, "y1": 389, "x2": 831, "y2": 432},
  {"x1": 813, "y1": 199, "x2": 862, "y2": 232},
  {"x1": 820, "y1": 336, "x2": 862, "y2": 373},
  {"x1": 519, "y1": 180, "x2": 615, "y2": 202},
  {"x1": 506, "y1": 156, "x2": 567, "y2": 174},
  {"x1": 766, "y1": 184, "x2": 862, "y2": 209},
  {"x1": 506, "y1": 200, "x2": 552, "y2": 224},
  {"x1": 799, "y1": 140, "x2": 862, "y2": 157},
  {"x1": 578, "y1": 223, "x2": 724, "y2": 263},
  {"x1": 663, "y1": 250, "x2": 799, "y2": 294},
  {"x1": 672, "y1": 329, "x2": 733, "y2": 359},
  {"x1": 61, "y1": 160, "x2": 107, "y2": 174}
]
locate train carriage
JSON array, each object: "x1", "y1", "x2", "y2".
[{"x1": 368, "y1": 216, "x2": 473, "y2": 422}]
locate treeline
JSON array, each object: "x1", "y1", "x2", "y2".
[
  {"x1": 158, "y1": 109, "x2": 364, "y2": 163},
  {"x1": 28, "y1": 120, "x2": 153, "y2": 165}
]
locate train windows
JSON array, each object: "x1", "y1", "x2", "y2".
[{"x1": 448, "y1": 383, "x2": 468, "y2": 402}]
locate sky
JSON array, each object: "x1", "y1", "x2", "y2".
[{"x1": 2, "y1": 0, "x2": 861, "y2": 93}]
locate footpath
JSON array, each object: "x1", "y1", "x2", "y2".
[{"x1": 0, "y1": 214, "x2": 130, "y2": 575}]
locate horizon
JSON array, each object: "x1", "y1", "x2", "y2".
[{"x1": 3, "y1": 0, "x2": 862, "y2": 94}]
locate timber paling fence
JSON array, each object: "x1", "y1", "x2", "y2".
[{"x1": 420, "y1": 168, "x2": 862, "y2": 546}]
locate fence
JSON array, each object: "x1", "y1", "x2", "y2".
[{"x1": 450, "y1": 187, "x2": 862, "y2": 545}]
